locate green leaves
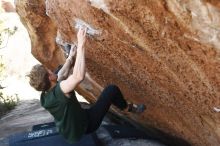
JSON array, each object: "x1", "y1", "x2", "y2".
[
  {"x1": 0, "y1": 93, "x2": 19, "y2": 117},
  {"x1": 0, "y1": 18, "x2": 17, "y2": 49}
]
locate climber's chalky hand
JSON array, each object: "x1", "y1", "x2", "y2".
[{"x1": 77, "y1": 27, "x2": 87, "y2": 48}]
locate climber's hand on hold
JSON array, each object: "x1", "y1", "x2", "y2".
[
  {"x1": 77, "y1": 27, "x2": 87, "y2": 48},
  {"x1": 60, "y1": 27, "x2": 87, "y2": 95},
  {"x1": 68, "y1": 44, "x2": 77, "y2": 59}
]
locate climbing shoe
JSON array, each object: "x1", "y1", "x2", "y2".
[{"x1": 128, "y1": 103, "x2": 146, "y2": 113}]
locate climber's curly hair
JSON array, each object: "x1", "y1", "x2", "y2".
[{"x1": 27, "y1": 64, "x2": 51, "y2": 91}]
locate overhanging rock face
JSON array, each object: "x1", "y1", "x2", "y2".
[{"x1": 16, "y1": 0, "x2": 220, "y2": 146}]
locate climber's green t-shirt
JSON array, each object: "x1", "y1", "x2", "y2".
[{"x1": 40, "y1": 82, "x2": 88, "y2": 143}]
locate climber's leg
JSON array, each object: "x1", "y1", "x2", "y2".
[{"x1": 85, "y1": 85, "x2": 127, "y2": 133}]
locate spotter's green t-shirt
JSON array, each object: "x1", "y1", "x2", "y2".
[{"x1": 40, "y1": 82, "x2": 88, "y2": 143}]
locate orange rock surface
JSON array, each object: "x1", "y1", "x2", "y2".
[{"x1": 16, "y1": 0, "x2": 220, "y2": 145}]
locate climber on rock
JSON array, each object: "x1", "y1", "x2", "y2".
[{"x1": 27, "y1": 27, "x2": 128, "y2": 144}]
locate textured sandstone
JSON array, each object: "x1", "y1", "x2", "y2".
[{"x1": 16, "y1": 0, "x2": 220, "y2": 146}]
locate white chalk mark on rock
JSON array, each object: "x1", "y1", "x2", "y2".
[
  {"x1": 213, "y1": 107, "x2": 220, "y2": 112},
  {"x1": 89, "y1": 0, "x2": 110, "y2": 13},
  {"x1": 74, "y1": 18, "x2": 101, "y2": 36}
]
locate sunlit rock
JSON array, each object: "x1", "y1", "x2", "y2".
[{"x1": 16, "y1": 0, "x2": 220, "y2": 145}]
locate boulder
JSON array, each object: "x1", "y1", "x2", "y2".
[{"x1": 16, "y1": 0, "x2": 220, "y2": 145}]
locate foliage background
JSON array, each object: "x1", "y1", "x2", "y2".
[{"x1": 0, "y1": 8, "x2": 40, "y2": 117}]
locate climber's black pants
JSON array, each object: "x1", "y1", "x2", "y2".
[{"x1": 85, "y1": 85, "x2": 124, "y2": 133}]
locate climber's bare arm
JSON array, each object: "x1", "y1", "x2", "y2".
[
  {"x1": 57, "y1": 45, "x2": 76, "y2": 81},
  {"x1": 60, "y1": 27, "x2": 87, "y2": 95}
]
